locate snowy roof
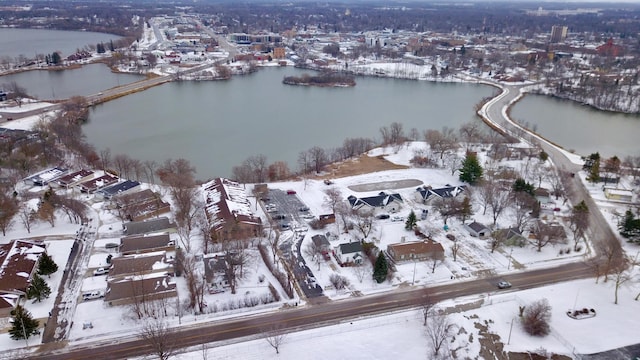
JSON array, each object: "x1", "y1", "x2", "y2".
[
  {"x1": 416, "y1": 185, "x2": 467, "y2": 201},
  {"x1": 24, "y1": 167, "x2": 68, "y2": 185},
  {"x1": 202, "y1": 178, "x2": 262, "y2": 232},
  {"x1": 123, "y1": 217, "x2": 172, "y2": 236},
  {"x1": 56, "y1": 169, "x2": 94, "y2": 186},
  {"x1": 0, "y1": 240, "x2": 46, "y2": 295},
  {"x1": 108, "y1": 251, "x2": 169, "y2": 278},
  {"x1": 79, "y1": 173, "x2": 119, "y2": 193},
  {"x1": 104, "y1": 273, "x2": 176, "y2": 303},
  {"x1": 120, "y1": 232, "x2": 172, "y2": 254},
  {"x1": 347, "y1": 191, "x2": 403, "y2": 209},
  {"x1": 337, "y1": 241, "x2": 363, "y2": 255}
]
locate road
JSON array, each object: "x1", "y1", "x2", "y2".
[
  {"x1": 479, "y1": 82, "x2": 623, "y2": 262},
  {"x1": 32, "y1": 261, "x2": 590, "y2": 360}
]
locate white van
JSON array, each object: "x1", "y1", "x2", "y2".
[{"x1": 82, "y1": 290, "x2": 104, "y2": 301}]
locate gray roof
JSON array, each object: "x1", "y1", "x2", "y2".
[
  {"x1": 99, "y1": 180, "x2": 140, "y2": 197},
  {"x1": 467, "y1": 221, "x2": 489, "y2": 233},
  {"x1": 338, "y1": 241, "x2": 363, "y2": 255},
  {"x1": 120, "y1": 233, "x2": 172, "y2": 254},
  {"x1": 123, "y1": 217, "x2": 172, "y2": 236},
  {"x1": 347, "y1": 192, "x2": 403, "y2": 209},
  {"x1": 311, "y1": 234, "x2": 330, "y2": 248}
]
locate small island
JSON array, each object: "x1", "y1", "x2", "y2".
[{"x1": 283, "y1": 73, "x2": 356, "y2": 87}]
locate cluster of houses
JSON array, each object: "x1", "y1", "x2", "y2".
[
  {"x1": 24, "y1": 167, "x2": 141, "y2": 199},
  {"x1": 102, "y1": 217, "x2": 177, "y2": 307}
]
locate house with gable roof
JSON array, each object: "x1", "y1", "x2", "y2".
[
  {"x1": 0, "y1": 240, "x2": 46, "y2": 317},
  {"x1": 202, "y1": 178, "x2": 262, "y2": 241},
  {"x1": 387, "y1": 240, "x2": 444, "y2": 263},
  {"x1": 333, "y1": 241, "x2": 364, "y2": 266},
  {"x1": 347, "y1": 192, "x2": 403, "y2": 212},
  {"x1": 465, "y1": 221, "x2": 490, "y2": 239},
  {"x1": 415, "y1": 185, "x2": 467, "y2": 204}
]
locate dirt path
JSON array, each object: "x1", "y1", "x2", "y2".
[{"x1": 312, "y1": 154, "x2": 409, "y2": 180}]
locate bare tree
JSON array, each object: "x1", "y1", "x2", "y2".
[
  {"x1": 308, "y1": 146, "x2": 328, "y2": 174},
  {"x1": 324, "y1": 187, "x2": 343, "y2": 233},
  {"x1": 458, "y1": 121, "x2": 482, "y2": 150},
  {"x1": 0, "y1": 192, "x2": 18, "y2": 236},
  {"x1": 352, "y1": 263, "x2": 369, "y2": 283},
  {"x1": 425, "y1": 309, "x2": 454, "y2": 356},
  {"x1": 297, "y1": 150, "x2": 313, "y2": 175},
  {"x1": 529, "y1": 221, "x2": 567, "y2": 252},
  {"x1": 329, "y1": 274, "x2": 350, "y2": 292},
  {"x1": 429, "y1": 252, "x2": 442, "y2": 273},
  {"x1": 612, "y1": 260, "x2": 632, "y2": 305},
  {"x1": 352, "y1": 208, "x2": 374, "y2": 239},
  {"x1": 451, "y1": 239, "x2": 461, "y2": 262},
  {"x1": 304, "y1": 239, "x2": 323, "y2": 271},
  {"x1": 264, "y1": 326, "x2": 287, "y2": 354},
  {"x1": 19, "y1": 206, "x2": 35, "y2": 234},
  {"x1": 421, "y1": 294, "x2": 436, "y2": 326},
  {"x1": 138, "y1": 317, "x2": 177, "y2": 360},
  {"x1": 522, "y1": 299, "x2": 552, "y2": 336},
  {"x1": 511, "y1": 192, "x2": 536, "y2": 232}
]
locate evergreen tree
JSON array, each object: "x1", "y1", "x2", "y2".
[
  {"x1": 38, "y1": 252, "x2": 58, "y2": 277},
  {"x1": 96, "y1": 43, "x2": 106, "y2": 54},
  {"x1": 459, "y1": 152, "x2": 483, "y2": 185},
  {"x1": 619, "y1": 210, "x2": 640, "y2": 242},
  {"x1": 27, "y1": 273, "x2": 51, "y2": 302},
  {"x1": 513, "y1": 178, "x2": 535, "y2": 196},
  {"x1": 538, "y1": 151, "x2": 549, "y2": 162},
  {"x1": 109, "y1": 39, "x2": 115, "y2": 51},
  {"x1": 51, "y1": 52, "x2": 61, "y2": 65},
  {"x1": 373, "y1": 251, "x2": 388, "y2": 284},
  {"x1": 586, "y1": 158, "x2": 600, "y2": 183},
  {"x1": 405, "y1": 210, "x2": 417, "y2": 230},
  {"x1": 9, "y1": 305, "x2": 39, "y2": 340}
]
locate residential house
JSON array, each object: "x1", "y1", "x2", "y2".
[
  {"x1": 311, "y1": 235, "x2": 331, "y2": 253},
  {"x1": 123, "y1": 217, "x2": 173, "y2": 236},
  {"x1": 347, "y1": 192, "x2": 403, "y2": 212},
  {"x1": 604, "y1": 188, "x2": 634, "y2": 202},
  {"x1": 108, "y1": 251, "x2": 172, "y2": 280},
  {"x1": 534, "y1": 188, "x2": 552, "y2": 204},
  {"x1": 79, "y1": 172, "x2": 119, "y2": 193},
  {"x1": 415, "y1": 185, "x2": 466, "y2": 203},
  {"x1": 318, "y1": 214, "x2": 336, "y2": 226},
  {"x1": 120, "y1": 233, "x2": 174, "y2": 255},
  {"x1": 202, "y1": 178, "x2": 262, "y2": 241},
  {"x1": 56, "y1": 169, "x2": 95, "y2": 189},
  {"x1": 333, "y1": 241, "x2": 364, "y2": 266},
  {"x1": 465, "y1": 221, "x2": 490, "y2": 239},
  {"x1": 104, "y1": 272, "x2": 177, "y2": 306},
  {"x1": 495, "y1": 227, "x2": 526, "y2": 247},
  {"x1": 98, "y1": 180, "x2": 141, "y2": 199},
  {"x1": 387, "y1": 240, "x2": 445, "y2": 263},
  {"x1": 114, "y1": 189, "x2": 171, "y2": 222},
  {"x1": 203, "y1": 254, "x2": 229, "y2": 290},
  {"x1": 24, "y1": 167, "x2": 68, "y2": 186},
  {"x1": 0, "y1": 240, "x2": 46, "y2": 317}
]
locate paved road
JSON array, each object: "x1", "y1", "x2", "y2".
[
  {"x1": 479, "y1": 82, "x2": 623, "y2": 262},
  {"x1": 32, "y1": 262, "x2": 590, "y2": 360}
]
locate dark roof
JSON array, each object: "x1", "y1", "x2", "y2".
[
  {"x1": 123, "y1": 217, "x2": 172, "y2": 236},
  {"x1": 56, "y1": 169, "x2": 94, "y2": 186},
  {"x1": 0, "y1": 240, "x2": 46, "y2": 295},
  {"x1": 79, "y1": 173, "x2": 119, "y2": 193},
  {"x1": 467, "y1": 221, "x2": 489, "y2": 233},
  {"x1": 202, "y1": 178, "x2": 262, "y2": 232},
  {"x1": 105, "y1": 273, "x2": 176, "y2": 303},
  {"x1": 348, "y1": 192, "x2": 403, "y2": 209},
  {"x1": 99, "y1": 180, "x2": 140, "y2": 197},
  {"x1": 311, "y1": 234, "x2": 330, "y2": 248},
  {"x1": 417, "y1": 185, "x2": 466, "y2": 201},
  {"x1": 203, "y1": 254, "x2": 228, "y2": 282},
  {"x1": 387, "y1": 240, "x2": 444, "y2": 258},
  {"x1": 109, "y1": 251, "x2": 169, "y2": 278},
  {"x1": 120, "y1": 233, "x2": 172, "y2": 254},
  {"x1": 338, "y1": 241, "x2": 363, "y2": 254}
]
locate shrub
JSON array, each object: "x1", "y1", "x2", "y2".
[{"x1": 522, "y1": 299, "x2": 551, "y2": 336}]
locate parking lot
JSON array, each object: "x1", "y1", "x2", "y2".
[{"x1": 263, "y1": 189, "x2": 324, "y2": 299}]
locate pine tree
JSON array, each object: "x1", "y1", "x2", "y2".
[
  {"x1": 51, "y1": 52, "x2": 61, "y2": 65},
  {"x1": 405, "y1": 210, "x2": 417, "y2": 230},
  {"x1": 459, "y1": 152, "x2": 483, "y2": 185},
  {"x1": 513, "y1": 178, "x2": 535, "y2": 196},
  {"x1": 373, "y1": 251, "x2": 388, "y2": 284},
  {"x1": 38, "y1": 252, "x2": 58, "y2": 277},
  {"x1": 619, "y1": 210, "x2": 640, "y2": 242},
  {"x1": 586, "y1": 158, "x2": 600, "y2": 183},
  {"x1": 27, "y1": 273, "x2": 51, "y2": 302},
  {"x1": 9, "y1": 305, "x2": 39, "y2": 340}
]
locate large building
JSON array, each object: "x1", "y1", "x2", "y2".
[
  {"x1": 202, "y1": 178, "x2": 263, "y2": 241},
  {"x1": 550, "y1": 25, "x2": 568, "y2": 43}
]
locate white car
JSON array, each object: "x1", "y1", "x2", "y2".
[
  {"x1": 93, "y1": 267, "x2": 109, "y2": 276},
  {"x1": 497, "y1": 280, "x2": 512, "y2": 289},
  {"x1": 82, "y1": 290, "x2": 104, "y2": 301},
  {"x1": 391, "y1": 216, "x2": 404, "y2": 222}
]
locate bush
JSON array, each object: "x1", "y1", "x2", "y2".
[
  {"x1": 522, "y1": 299, "x2": 551, "y2": 336},
  {"x1": 329, "y1": 274, "x2": 350, "y2": 290}
]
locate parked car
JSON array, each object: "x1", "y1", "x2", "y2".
[
  {"x1": 391, "y1": 216, "x2": 404, "y2": 222},
  {"x1": 324, "y1": 179, "x2": 333, "y2": 185},
  {"x1": 104, "y1": 243, "x2": 119, "y2": 249},
  {"x1": 280, "y1": 223, "x2": 291, "y2": 229},
  {"x1": 376, "y1": 214, "x2": 390, "y2": 220},
  {"x1": 497, "y1": 280, "x2": 512, "y2": 289},
  {"x1": 93, "y1": 267, "x2": 109, "y2": 276},
  {"x1": 286, "y1": 189, "x2": 297, "y2": 195},
  {"x1": 82, "y1": 290, "x2": 104, "y2": 301},
  {"x1": 299, "y1": 206, "x2": 310, "y2": 212},
  {"x1": 272, "y1": 214, "x2": 286, "y2": 220}
]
